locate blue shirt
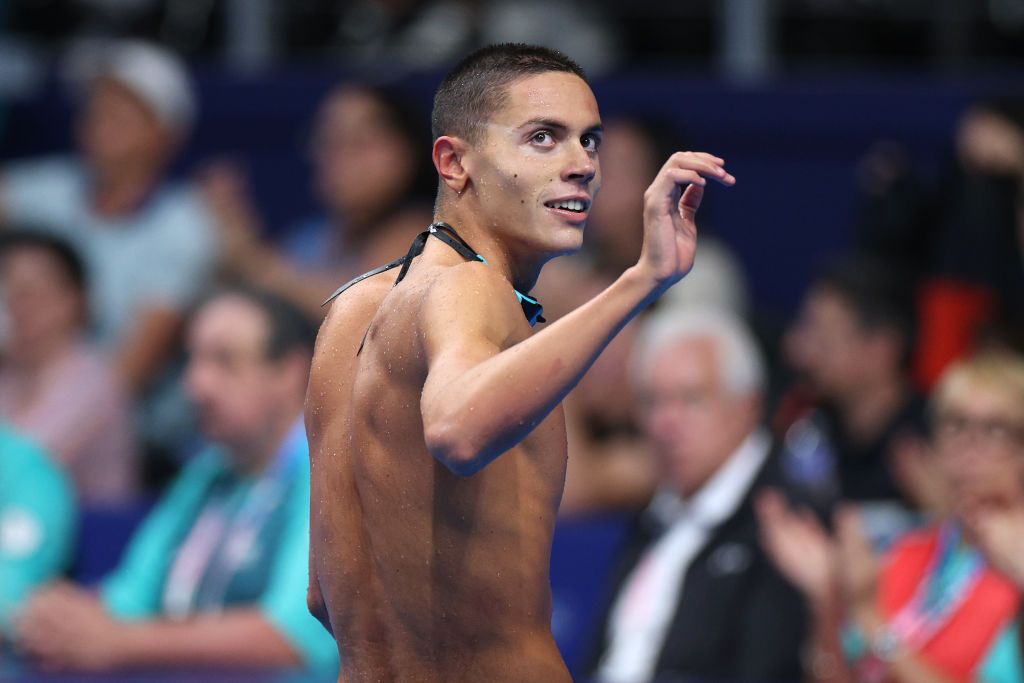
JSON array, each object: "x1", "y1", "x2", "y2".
[
  {"x1": 101, "y1": 422, "x2": 337, "y2": 676},
  {"x1": 0, "y1": 424, "x2": 76, "y2": 636}
]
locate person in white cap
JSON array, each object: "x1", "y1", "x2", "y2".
[{"x1": 0, "y1": 39, "x2": 218, "y2": 394}]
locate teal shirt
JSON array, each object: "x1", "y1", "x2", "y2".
[
  {"x1": 101, "y1": 423, "x2": 337, "y2": 676},
  {"x1": 0, "y1": 424, "x2": 75, "y2": 636}
]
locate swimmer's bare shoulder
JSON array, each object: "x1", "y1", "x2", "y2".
[{"x1": 409, "y1": 259, "x2": 549, "y2": 465}]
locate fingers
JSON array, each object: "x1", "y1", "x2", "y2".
[
  {"x1": 834, "y1": 505, "x2": 875, "y2": 561},
  {"x1": 663, "y1": 151, "x2": 736, "y2": 186},
  {"x1": 646, "y1": 151, "x2": 735, "y2": 207}
]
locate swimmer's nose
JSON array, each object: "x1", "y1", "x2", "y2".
[{"x1": 564, "y1": 143, "x2": 597, "y2": 186}]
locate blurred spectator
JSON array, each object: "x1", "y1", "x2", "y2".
[
  {"x1": 759, "y1": 350, "x2": 1024, "y2": 683},
  {"x1": 205, "y1": 82, "x2": 433, "y2": 318},
  {"x1": 0, "y1": 423, "x2": 75, "y2": 645},
  {"x1": 548, "y1": 115, "x2": 749, "y2": 515},
  {"x1": 0, "y1": 230, "x2": 137, "y2": 504},
  {"x1": 778, "y1": 257, "x2": 930, "y2": 520},
  {"x1": 15, "y1": 288, "x2": 337, "y2": 676},
  {"x1": 0, "y1": 39, "x2": 218, "y2": 394},
  {"x1": 586, "y1": 308, "x2": 807, "y2": 683},
  {"x1": 856, "y1": 100, "x2": 1024, "y2": 389}
]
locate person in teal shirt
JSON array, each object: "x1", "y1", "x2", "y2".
[
  {"x1": 0, "y1": 423, "x2": 75, "y2": 641},
  {"x1": 16, "y1": 287, "x2": 337, "y2": 677}
]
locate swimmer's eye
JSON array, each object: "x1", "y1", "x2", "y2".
[
  {"x1": 529, "y1": 130, "x2": 556, "y2": 148},
  {"x1": 581, "y1": 132, "x2": 602, "y2": 152}
]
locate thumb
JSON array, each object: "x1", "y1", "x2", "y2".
[{"x1": 679, "y1": 183, "x2": 704, "y2": 219}]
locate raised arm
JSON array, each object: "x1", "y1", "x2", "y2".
[{"x1": 421, "y1": 152, "x2": 734, "y2": 475}]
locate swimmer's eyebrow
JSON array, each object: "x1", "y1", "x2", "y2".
[{"x1": 518, "y1": 118, "x2": 603, "y2": 135}]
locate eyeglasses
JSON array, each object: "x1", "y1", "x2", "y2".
[{"x1": 933, "y1": 412, "x2": 1024, "y2": 449}]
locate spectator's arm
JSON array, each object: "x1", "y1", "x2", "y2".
[
  {"x1": 115, "y1": 307, "x2": 183, "y2": 393},
  {"x1": 802, "y1": 594, "x2": 851, "y2": 683},
  {"x1": 200, "y1": 161, "x2": 336, "y2": 319},
  {"x1": 116, "y1": 187, "x2": 219, "y2": 391},
  {"x1": 18, "y1": 587, "x2": 298, "y2": 671},
  {"x1": 851, "y1": 605, "x2": 959, "y2": 683},
  {"x1": 113, "y1": 609, "x2": 300, "y2": 669}
]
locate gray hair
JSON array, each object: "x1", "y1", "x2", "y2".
[{"x1": 630, "y1": 307, "x2": 766, "y2": 397}]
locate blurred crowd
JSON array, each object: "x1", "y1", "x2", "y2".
[{"x1": 0, "y1": 35, "x2": 1023, "y2": 683}]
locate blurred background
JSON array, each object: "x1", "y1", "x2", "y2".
[{"x1": 1, "y1": 1, "x2": 1023, "y2": 682}]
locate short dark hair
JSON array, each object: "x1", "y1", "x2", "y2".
[
  {"x1": 813, "y1": 256, "x2": 918, "y2": 371},
  {"x1": 431, "y1": 43, "x2": 587, "y2": 143},
  {"x1": 197, "y1": 286, "x2": 317, "y2": 361},
  {"x1": 0, "y1": 228, "x2": 87, "y2": 292}
]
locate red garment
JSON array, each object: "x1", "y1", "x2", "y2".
[
  {"x1": 914, "y1": 279, "x2": 995, "y2": 392},
  {"x1": 878, "y1": 526, "x2": 1020, "y2": 682}
]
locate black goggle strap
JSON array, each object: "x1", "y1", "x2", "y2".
[
  {"x1": 320, "y1": 228, "x2": 434, "y2": 307},
  {"x1": 429, "y1": 222, "x2": 484, "y2": 263},
  {"x1": 320, "y1": 255, "x2": 407, "y2": 307},
  {"x1": 431, "y1": 222, "x2": 544, "y2": 326},
  {"x1": 323, "y1": 221, "x2": 543, "y2": 327},
  {"x1": 392, "y1": 229, "x2": 432, "y2": 285}
]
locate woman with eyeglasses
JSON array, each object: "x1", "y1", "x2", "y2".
[{"x1": 757, "y1": 350, "x2": 1024, "y2": 683}]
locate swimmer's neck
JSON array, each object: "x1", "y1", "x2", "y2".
[{"x1": 434, "y1": 207, "x2": 548, "y2": 293}]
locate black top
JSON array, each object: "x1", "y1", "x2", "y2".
[{"x1": 584, "y1": 448, "x2": 808, "y2": 683}]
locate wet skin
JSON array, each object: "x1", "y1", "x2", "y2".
[{"x1": 306, "y1": 255, "x2": 570, "y2": 683}]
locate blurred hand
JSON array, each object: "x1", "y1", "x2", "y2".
[
  {"x1": 756, "y1": 489, "x2": 837, "y2": 606},
  {"x1": 16, "y1": 581, "x2": 127, "y2": 671},
  {"x1": 198, "y1": 160, "x2": 265, "y2": 270},
  {"x1": 957, "y1": 107, "x2": 1024, "y2": 177},
  {"x1": 835, "y1": 506, "x2": 881, "y2": 613},
  {"x1": 965, "y1": 502, "x2": 1024, "y2": 587},
  {"x1": 891, "y1": 435, "x2": 947, "y2": 515},
  {"x1": 638, "y1": 152, "x2": 735, "y2": 290}
]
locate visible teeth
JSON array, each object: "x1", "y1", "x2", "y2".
[{"x1": 550, "y1": 199, "x2": 585, "y2": 212}]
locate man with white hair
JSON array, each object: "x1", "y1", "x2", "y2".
[
  {"x1": 586, "y1": 307, "x2": 808, "y2": 683},
  {"x1": 0, "y1": 40, "x2": 217, "y2": 392}
]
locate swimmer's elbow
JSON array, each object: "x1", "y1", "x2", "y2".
[{"x1": 424, "y1": 420, "x2": 487, "y2": 477}]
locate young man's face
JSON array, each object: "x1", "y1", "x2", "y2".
[{"x1": 465, "y1": 71, "x2": 602, "y2": 258}]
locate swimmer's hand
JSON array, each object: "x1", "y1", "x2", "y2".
[{"x1": 637, "y1": 151, "x2": 735, "y2": 290}]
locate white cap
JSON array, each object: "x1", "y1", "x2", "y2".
[{"x1": 66, "y1": 39, "x2": 196, "y2": 132}]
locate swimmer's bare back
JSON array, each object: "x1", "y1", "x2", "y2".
[
  {"x1": 307, "y1": 237, "x2": 571, "y2": 683},
  {"x1": 306, "y1": 152, "x2": 734, "y2": 683}
]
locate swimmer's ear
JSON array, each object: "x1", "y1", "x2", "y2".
[{"x1": 433, "y1": 135, "x2": 469, "y2": 195}]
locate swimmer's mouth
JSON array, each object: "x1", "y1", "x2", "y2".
[{"x1": 543, "y1": 198, "x2": 591, "y2": 213}]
